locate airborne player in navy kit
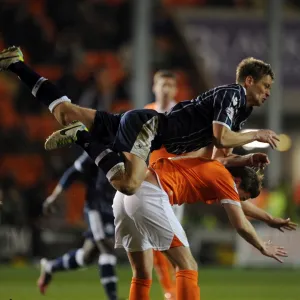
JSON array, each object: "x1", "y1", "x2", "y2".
[{"x1": 0, "y1": 47, "x2": 279, "y2": 196}]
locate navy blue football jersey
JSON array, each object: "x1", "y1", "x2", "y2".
[{"x1": 162, "y1": 84, "x2": 252, "y2": 154}]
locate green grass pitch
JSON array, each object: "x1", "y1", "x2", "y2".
[{"x1": 0, "y1": 265, "x2": 299, "y2": 300}]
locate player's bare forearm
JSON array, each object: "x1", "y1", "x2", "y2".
[
  {"x1": 223, "y1": 203, "x2": 264, "y2": 251},
  {"x1": 213, "y1": 147, "x2": 269, "y2": 169},
  {"x1": 213, "y1": 130, "x2": 256, "y2": 148},
  {"x1": 213, "y1": 123, "x2": 256, "y2": 148},
  {"x1": 213, "y1": 147, "x2": 254, "y2": 167},
  {"x1": 242, "y1": 201, "x2": 298, "y2": 232},
  {"x1": 213, "y1": 123, "x2": 279, "y2": 149},
  {"x1": 236, "y1": 218, "x2": 265, "y2": 252},
  {"x1": 241, "y1": 201, "x2": 273, "y2": 223},
  {"x1": 215, "y1": 154, "x2": 253, "y2": 167}
]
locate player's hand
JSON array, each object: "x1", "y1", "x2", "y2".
[
  {"x1": 248, "y1": 153, "x2": 270, "y2": 169},
  {"x1": 255, "y1": 130, "x2": 280, "y2": 149},
  {"x1": 260, "y1": 240, "x2": 288, "y2": 263},
  {"x1": 43, "y1": 195, "x2": 58, "y2": 215},
  {"x1": 267, "y1": 217, "x2": 298, "y2": 232}
]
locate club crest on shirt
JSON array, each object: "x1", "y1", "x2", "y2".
[
  {"x1": 232, "y1": 95, "x2": 239, "y2": 107},
  {"x1": 226, "y1": 107, "x2": 234, "y2": 121}
]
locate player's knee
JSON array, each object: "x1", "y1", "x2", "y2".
[
  {"x1": 176, "y1": 256, "x2": 198, "y2": 271},
  {"x1": 53, "y1": 102, "x2": 78, "y2": 126},
  {"x1": 52, "y1": 103, "x2": 70, "y2": 126},
  {"x1": 82, "y1": 250, "x2": 95, "y2": 265},
  {"x1": 132, "y1": 267, "x2": 152, "y2": 280},
  {"x1": 190, "y1": 257, "x2": 198, "y2": 271},
  {"x1": 118, "y1": 186, "x2": 136, "y2": 196},
  {"x1": 117, "y1": 180, "x2": 140, "y2": 196}
]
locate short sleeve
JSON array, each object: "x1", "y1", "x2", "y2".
[
  {"x1": 213, "y1": 89, "x2": 240, "y2": 130},
  {"x1": 214, "y1": 170, "x2": 241, "y2": 207}
]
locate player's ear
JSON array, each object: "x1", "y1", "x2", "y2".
[
  {"x1": 245, "y1": 75, "x2": 254, "y2": 87},
  {"x1": 233, "y1": 177, "x2": 242, "y2": 187},
  {"x1": 152, "y1": 79, "x2": 158, "y2": 94}
]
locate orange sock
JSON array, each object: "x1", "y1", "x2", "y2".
[
  {"x1": 176, "y1": 270, "x2": 200, "y2": 300},
  {"x1": 153, "y1": 250, "x2": 176, "y2": 298},
  {"x1": 129, "y1": 277, "x2": 152, "y2": 300}
]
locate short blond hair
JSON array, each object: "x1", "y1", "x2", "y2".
[{"x1": 236, "y1": 57, "x2": 274, "y2": 83}]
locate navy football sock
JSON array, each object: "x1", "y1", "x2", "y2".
[
  {"x1": 98, "y1": 254, "x2": 118, "y2": 300},
  {"x1": 50, "y1": 249, "x2": 85, "y2": 273},
  {"x1": 8, "y1": 61, "x2": 70, "y2": 111},
  {"x1": 76, "y1": 130, "x2": 125, "y2": 180}
]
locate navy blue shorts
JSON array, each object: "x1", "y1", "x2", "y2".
[{"x1": 93, "y1": 109, "x2": 164, "y2": 161}]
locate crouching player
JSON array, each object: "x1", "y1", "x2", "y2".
[{"x1": 113, "y1": 156, "x2": 296, "y2": 300}]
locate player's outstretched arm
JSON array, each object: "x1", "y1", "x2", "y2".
[
  {"x1": 223, "y1": 203, "x2": 288, "y2": 263},
  {"x1": 241, "y1": 200, "x2": 298, "y2": 232},
  {"x1": 212, "y1": 146, "x2": 270, "y2": 169},
  {"x1": 213, "y1": 124, "x2": 280, "y2": 149},
  {"x1": 43, "y1": 164, "x2": 82, "y2": 215},
  {"x1": 43, "y1": 184, "x2": 64, "y2": 215}
]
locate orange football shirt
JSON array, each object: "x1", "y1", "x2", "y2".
[{"x1": 150, "y1": 157, "x2": 240, "y2": 206}]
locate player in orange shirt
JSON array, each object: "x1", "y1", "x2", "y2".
[
  {"x1": 145, "y1": 70, "x2": 180, "y2": 300},
  {"x1": 113, "y1": 156, "x2": 297, "y2": 300}
]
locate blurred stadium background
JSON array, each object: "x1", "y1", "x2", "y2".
[{"x1": 0, "y1": 0, "x2": 300, "y2": 299}]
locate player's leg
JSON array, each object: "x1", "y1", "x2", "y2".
[
  {"x1": 0, "y1": 47, "x2": 130, "y2": 189},
  {"x1": 95, "y1": 239, "x2": 118, "y2": 300},
  {"x1": 153, "y1": 250, "x2": 176, "y2": 300},
  {"x1": 47, "y1": 109, "x2": 161, "y2": 195},
  {"x1": 120, "y1": 182, "x2": 199, "y2": 300},
  {"x1": 87, "y1": 208, "x2": 118, "y2": 300},
  {"x1": 37, "y1": 238, "x2": 98, "y2": 294},
  {"x1": 0, "y1": 47, "x2": 96, "y2": 127},
  {"x1": 164, "y1": 246, "x2": 200, "y2": 300},
  {"x1": 153, "y1": 205, "x2": 185, "y2": 299},
  {"x1": 108, "y1": 152, "x2": 147, "y2": 195},
  {"x1": 85, "y1": 109, "x2": 161, "y2": 195},
  {"x1": 113, "y1": 191, "x2": 154, "y2": 300},
  {"x1": 163, "y1": 203, "x2": 199, "y2": 300},
  {"x1": 127, "y1": 250, "x2": 153, "y2": 300},
  {"x1": 0, "y1": 46, "x2": 124, "y2": 157}
]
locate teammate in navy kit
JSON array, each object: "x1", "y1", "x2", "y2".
[
  {"x1": 0, "y1": 47, "x2": 279, "y2": 195},
  {"x1": 37, "y1": 152, "x2": 118, "y2": 300}
]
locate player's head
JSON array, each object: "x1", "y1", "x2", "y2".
[
  {"x1": 152, "y1": 70, "x2": 177, "y2": 102},
  {"x1": 227, "y1": 166, "x2": 263, "y2": 201},
  {"x1": 236, "y1": 57, "x2": 274, "y2": 107}
]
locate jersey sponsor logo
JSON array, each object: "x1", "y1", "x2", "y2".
[{"x1": 226, "y1": 107, "x2": 234, "y2": 121}]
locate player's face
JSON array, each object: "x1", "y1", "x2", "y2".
[
  {"x1": 245, "y1": 75, "x2": 273, "y2": 107},
  {"x1": 153, "y1": 77, "x2": 177, "y2": 100},
  {"x1": 234, "y1": 178, "x2": 251, "y2": 201},
  {"x1": 237, "y1": 189, "x2": 251, "y2": 201}
]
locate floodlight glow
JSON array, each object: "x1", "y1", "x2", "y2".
[
  {"x1": 241, "y1": 129, "x2": 270, "y2": 150},
  {"x1": 241, "y1": 130, "x2": 292, "y2": 151}
]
